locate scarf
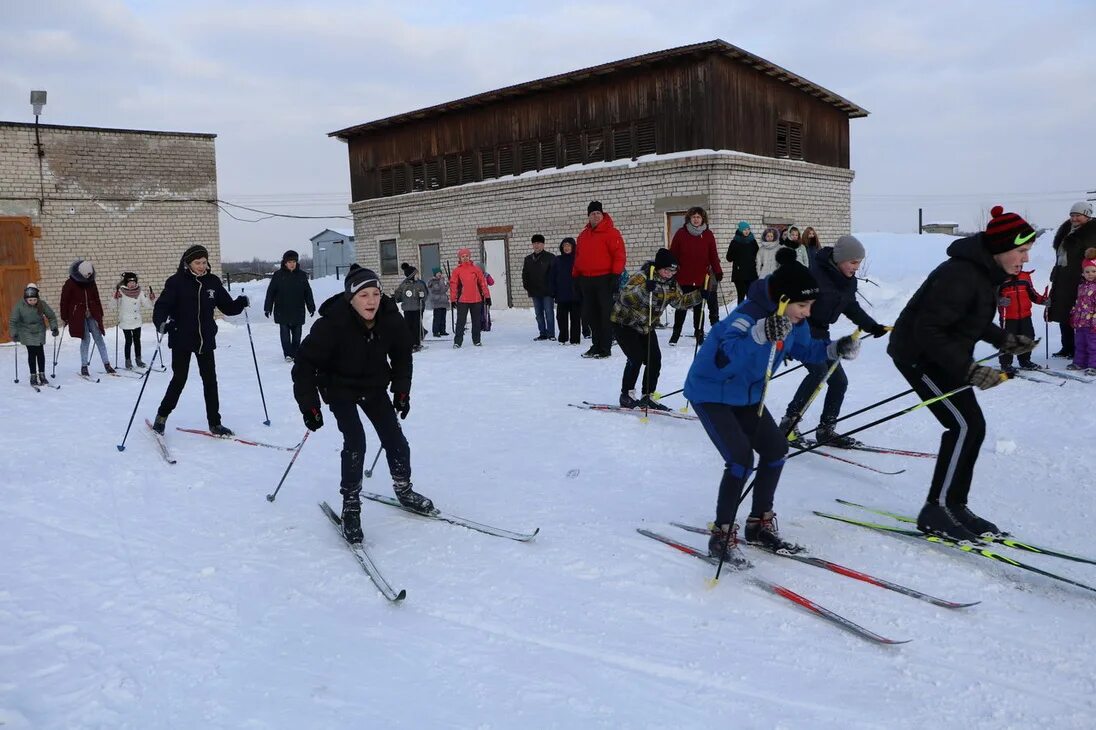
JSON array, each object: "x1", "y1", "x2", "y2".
[
  {"x1": 121, "y1": 286, "x2": 141, "y2": 299},
  {"x1": 685, "y1": 222, "x2": 707, "y2": 237}
]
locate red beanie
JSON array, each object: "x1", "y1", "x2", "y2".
[{"x1": 984, "y1": 205, "x2": 1036, "y2": 254}]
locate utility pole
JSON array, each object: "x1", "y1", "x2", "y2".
[{"x1": 917, "y1": 207, "x2": 923, "y2": 235}]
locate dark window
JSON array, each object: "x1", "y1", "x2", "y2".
[
  {"x1": 636, "y1": 118, "x2": 656, "y2": 156},
  {"x1": 777, "y1": 121, "x2": 802, "y2": 159},
  {"x1": 443, "y1": 154, "x2": 460, "y2": 187},
  {"x1": 498, "y1": 143, "x2": 515, "y2": 176},
  {"x1": 425, "y1": 159, "x2": 440, "y2": 189},
  {"x1": 586, "y1": 131, "x2": 605, "y2": 163},
  {"x1": 612, "y1": 125, "x2": 633, "y2": 161},
  {"x1": 393, "y1": 165, "x2": 408, "y2": 194},
  {"x1": 540, "y1": 136, "x2": 558, "y2": 168},
  {"x1": 563, "y1": 133, "x2": 582, "y2": 166},
  {"x1": 461, "y1": 154, "x2": 475, "y2": 183},
  {"x1": 379, "y1": 239, "x2": 398, "y2": 275},
  {"x1": 481, "y1": 148, "x2": 496, "y2": 179},
  {"x1": 411, "y1": 161, "x2": 426, "y2": 192},
  {"x1": 519, "y1": 140, "x2": 538, "y2": 174},
  {"x1": 380, "y1": 167, "x2": 394, "y2": 197}
]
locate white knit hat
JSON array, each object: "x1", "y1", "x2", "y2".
[
  {"x1": 1070, "y1": 201, "x2": 1093, "y2": 218},
  {"x1": 77, "y1": 260, "x2": 94, "y2": 279}
]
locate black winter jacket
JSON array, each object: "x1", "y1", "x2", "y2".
[
  {"x1": 549, "y1": 245, "x2": 578, "y2": 303},
  {"x1": 1048, "y1": 219, "x2": 1096, "y2": 323},
  {"x1": 888, "y1": 234, "x2": 1009, "y2": 381},
  {"x1": 807, "y1": 247, "x2": 881, "y2": 338},
  {"x1": 291, "y1": 292, "x2": 412, "y2": 413},
  {"x1": 522, "y1": 250, "x2": 556, "y2": 298},
  {"x1": 726, "y1": 231, "x2": 759, "y2": 281},
  {"x1": 153, "y1": 257, "x2": 247, "y2": 353},
  {"x1": 264, "y1": 264, "x2": 316, "y2": 326}
]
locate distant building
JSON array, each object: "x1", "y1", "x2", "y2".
[
  {"x1": 0, "y1": 120, "x2": 219, "y2": 341},
  {"x1": 330, "y1": 39, "x2": 868, "y2": 307},
  {"x1": 310, "y1": 228, "x2": 356, "y2": 278},
  {"x1": 921, "y1": 222, "x2": 959, "y2": 235}
]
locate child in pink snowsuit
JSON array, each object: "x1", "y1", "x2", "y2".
[{"x1": 1068, "y1": 247, "x2": 1096, "y2": 373}]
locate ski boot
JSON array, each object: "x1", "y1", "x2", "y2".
[
  {"x1": 916, "y1": 502, "x2": 980, "y2": 542},
  {"x1": 1066, "y1": 363, "x2": 1084, "y2": 371},
  {"x1": 694, "y1": 330, "x2": 705, "y2": 345},
  {"x1": 29, "y1": 373, "x2": 40, "y2": 387},
  {"x1": 638, "y1": 394, "x2": 670, "y2": 412},
  {"x1": 619, "y1": 390, "x2": 640, "y2": 409},
  {"x1": 340, "y1": 494, "x2": 363, "y2": 544},
  {"x1": 778, "y1": 415, "x2": 802, "y2": 444},
  {"x1": 949, "y1": 503, "x2": 1005, "y2": 537},
  {"x1": 815, "y1": 421, "x2": 862, "y2": 449},
  {"x1": 136, "y1": 358, "x2": 146, "y2": 369},
  {"x1": 104, "y1": 363, "x2": 117, "y2": 375},
  {"x1": 394, "y1": 480, "x2": 434, "y2": 514},
  {"x1": 80, "y1": 365, "x2": 91, "y2": 377},
  {"x1": 208, "y1": 422, "x2": 234, "y2": 438},
  {"x1": 707, "y1": 523, "x2": 752, "y2": 569},
  {"x1": 151, "y1": 414, "x2": 167, "y2": 435},
  {"x1": 1017, "y1": 361, "x2": 1043, "y2": 371},
  {"x1": 125, "y1": 358, "x2": 133, "y2": 370},
  {"x1": 744, "y1": 512, "x2": 805, "y2": 554}
]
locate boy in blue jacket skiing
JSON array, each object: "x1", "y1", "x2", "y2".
[{"x1": 684, "y1": 260, "x2": 860, "y2": 565}]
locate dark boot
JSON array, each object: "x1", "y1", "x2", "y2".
[
  {"x1": 339, "y1": 450, "x2": 365, "y2": 543},
  {"x1": 778, "y1": 414, "x2": 802, "y2": 444},
  {"x1": 394, "y1": 480, "x2": 434, "y2": 513},
  {"x1": 125, "y1": 358, "x2": 134, "y2": 370},
  {"x1": 340, "y1": 494, "x2": 363, "y2": 544},
  {"x1": 744, "y1": 511, "x2": 805, "y2": 554},
  {"x1": 80, "y1": 365, "x2": 90, "y2": 377},
  {"x1": 104, "y1": 363, "x2": 117, "y2": 375},
  {"x1": 208, "y1": 423, "x2": 234, "y2": 437},
  {"x1": 619, "y1": 390, "x2": 640, "y2": 409},
  {"x1": 151, "y1": 414, "x2": 167, "y2": 435},
  {"x1": 815, "y1": 421, "x2": 862, "y2": 449},
  {"x1": 949, "y1": 504, "x2": 1005, "y2": 537},
  {"x1": 638, "y1": 394, "x2": 670, "y2": 411},
  {"x1": 917, "y1": 502, "x2": 981, "y2": 542},
  {"x1": 707, "y1": 523, "x2": 751, "y2": 569}
]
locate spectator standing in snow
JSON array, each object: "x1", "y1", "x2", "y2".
[
  {"x1": 781, "y1": 226, "x2": 810, "y2": 267},
  {"x1": 152, "y1": 244, "x2": 249, "y2": 437},
  {"x1": 801, "y1": 227, "x2": 823, "y2": 256},
  {"x1": 668, "y1": 206, "x2": 723, "y2": 346},
  {"x1": 395, "y1": 263, "x2": 429, "y2": 352},
  {"x1": 522, "y1": 234, "x2": 556, "y2": 341},
  {"x1": 59, "y1": 259, "x2": 116, "y2": 377},
  {"x1": 1048, "y1": 202, "x2": 1096, "y2": 358},
  {"x1": 779, "y1": 236, "x2": 889, "y2": 446},
  {"x1": 550, "y1": 237, "x2": 582, "y2": 345},
  {"x1": 684, "y1": 259, "x2": 860, "y2": 564},
  {"x1": 574, "y1": 201, "x2": 626, "y2": 358},
  {"x1": 996, "y1": 268, "x2": 1048, "y2": 374},
  {"x1": 449, "y1": 248, "x2": 490, "y2": 348},
  {"x1": 426, "y1": 267, "x2": 450, "y2": 337},
  {"x1": 8, "y1": 283, "x2": 58, "y2": 387},
  {"x1": 113, "y1": 272, "x2": 156, "y2": 369},
  {"x1": 291, "y1": 264, "x2": 432, "y2": 544},
  {"x1": 887, "y1": 206, "x2": 1039, "y2": 542},
  {"x1": 612, "y1": 248, "x2": 703, "y2": 411},
  {"x1": 1068, "y1": 248, "x2": 1096, "y2": 375},
  {"x1": 263, "y1": 250, "x2": 315, "y2": 362},
  {"x1": 755, "y1": 227, "x2": 782, "y2": 279},
  {"x1": 726, "y1": 221, "x2": 759, "y2": 305}
]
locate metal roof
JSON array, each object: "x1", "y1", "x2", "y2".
[
  {"x1": 0, "y1": 120, "x2": 215, "y2": 139},
  {"x1": 330, "y1": 39, "x2": 868, "y2": 139}
]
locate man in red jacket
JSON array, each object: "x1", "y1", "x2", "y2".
[{"x1": 574, "y1": 201, "x2": 626, "y2": 358}]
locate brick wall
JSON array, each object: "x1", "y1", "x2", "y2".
[
  {"x1": 0, "y1": 122, "x2": 220, "y2": 328},
  {"x1": 348, "y1": 151, "x2": 853, "y2": 308}
]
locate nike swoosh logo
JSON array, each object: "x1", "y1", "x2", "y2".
[
  {"x1": 349, "y1": 277, "x2": 378, "y2": 294},
  {"x1": 1014, "y1": 230, "x2": 1037, "y2": 246}
]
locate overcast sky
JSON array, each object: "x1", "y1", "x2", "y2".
[{"x1": 2, "y1": 0, "x2": 1093, "y2": 261}]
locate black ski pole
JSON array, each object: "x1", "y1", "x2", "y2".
[
  {"x1": 780, "y1": 330, "x2": 863, "y2": 443},
  {"x1": 12, "y1": 343, "x2": 19, "y2": 383},
  {"x1": 445, "y1": 261, "x2": 456, "y2": 335},
  {"x1": 642, "y1": 266, "x2": 655, "y2": 420},
  {"x1": 266, "y1": 431, "x2": 311, "y2": 502},
  {"x1": 770, "y1": 361, "x2": 806, "y2": 380},
  {"x1": 116, "y1": 343, "x2": 162, "y2": 452},
  {"x1": 364, "y1": 446, "x2": 384, "y2": 478},
  {"x1": 242, "y1": 293, "x2": 271, "y2": 426}
]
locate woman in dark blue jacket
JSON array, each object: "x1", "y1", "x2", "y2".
[
  {"x1": 550, "y1": 237, "x2": 582, "y2": 344},
  {"x1": 152, "y1": 244, "x2": 249, "y2": 436}
]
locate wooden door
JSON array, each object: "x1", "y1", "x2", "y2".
[{"x1": 0, "y1": 217, "x2": 41, "y2": 342}]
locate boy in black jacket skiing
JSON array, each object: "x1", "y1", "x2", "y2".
[
  {"x1": 152, "y1": 244, "x2": 248, "y2": 436},
  {"x1": 888, "y1": 206, "x2": 1038, "y2": 541},
  {"x1": 291, "y1": 264, "x2": 433, "y2": 543}
]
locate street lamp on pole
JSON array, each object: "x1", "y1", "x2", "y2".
[{"x1": 30, "y1": 90, "x2": 46, "y2": 213}]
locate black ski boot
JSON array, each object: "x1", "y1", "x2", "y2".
[
  {"x1": 744, "y1": 511, "x2": 805, "y2": 554},
  {"x1": 136, "y1": 358, "x2": 146, "y2": 369},
  {"x1": 949, "y1": 504, "x2": 1005, "y2": 537},
  {"x1": 104, "y1": 363, "x2": 117, "y2": 375},
  {"x1": 638, "y1": 394, "x2": 670, "y2": 412},
  {"x1": 394, "y1": 480, "x2": 434, "y2": 513},
  {"x1": 338, "y1": 450, "x2": 365, "y2": 543},
  {"x1": 707, "y1": 523, "x2": 752, "y2": 569},
  {"x1": 208, "y1": 422, "x2": 234, "y2": 438},
  {"x1": 815, "y1": 421, "x2": 862, "y2": 449},
  {"x1": 125, "y1": 358, "x2": 134, "y2": 370},
  {"x1": 778, "y1": 415, "x2": 802, "y2": 444},
  {"x1": 340, "y1": 494, "x2": 363, "y2": 544},
  {"x1": 151, "y1": 414, "x2": 167, "y2": 434},
  {"x1": 619, "y1": 390, "x2": 640, "y2": 409},
  {"x1": 916, "y1": 502, "x2": 981, "y2": 542},
  {"x1": 80, "y1": 365, "x2": 90, "y2": 377}
]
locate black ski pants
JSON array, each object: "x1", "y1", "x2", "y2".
[
  {"x1": 279, "y1": 324, "x2": 302, "y2": 359},
  {"x1": 1059, "y1": 321, "x2": 1075, "y2": 356},
  {"x1": 123, "y1": 327, "x2": 143, "y2": 362},
  {"x1": 25, "y1": 344, "x2": 45, "y2": 374},
  {"x1": 556, "y1": 301, "x2": 582, "y2": 344},
  {"x1": 578, "y1": 274, "x2": 615, "y2": 354},
  {"x1": 999, "y1": 317, "x2": 1036, "y2": 368},
  {"x1": 732, "y1": 277, "x2": 756, "y2": 307},
  {"x1": 692, "y1": 401, "x2": 787, "y2": 526},
  {"x1": 403, "y1": 310, "x2": 425, "y2": 347},
  {"x1": 786, "y1": 359, "x2": 847, "y2": 427},
  {"x1": 894, "y1": 360, "x2": 985, "y2": 506},
  {"x1": 432, "y1": 308, "x2": 448, "y2": 336},
  {"x1": 614, "y1": 324, "x2": 661, "y2": 395},
  {"x1": 454, "y1": 302, "x2": 482, "y2": 346},
  {"x1": 328, "y1": 391, "x2": 411, "y2": 485},
  {"x1": 158, "y1": 347, "x2": 221, "y2": 426}
]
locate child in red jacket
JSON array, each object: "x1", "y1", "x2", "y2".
[{"x1": 998, "y1": 270, "x2": 1047, "y2": 372}]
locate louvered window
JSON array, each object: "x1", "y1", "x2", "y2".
[
  {"x1": 540, "y1": 137, "x2": 558, "y2": 168},
  {"x1": 380, "y1": 167, "x2": 394, "y2": 197},
  {"x1": 586, "y1": 131, "x2": 605, "y2": 163},
  {"x1": 519, "y1": 140, "x2": 538, "y2": 174},
  {"x1": 443, "y1": 155, "x2": 460, "y2": 187},
  {"x1": 481, "y1": 149, "x2": 496, "y2": 179},
  {"x1": 636, "y1": 118, "x2": 656, "y2": 156},
  {"x1": 498, "y1": 144, "x2": 515, "y2": 176},
  {"x1": 612, "y1": 125, "x2": 633, "y2": 161},
  {"x1": 776, "y1": 121, "x2": 802, "y2": 159},
  {"x1": 392, "y1": 165, "x2": 408, "y2": 194},
  {"x1": 563, "y1": 133, "x2": 582, "y2": 166},
  {"x1": 425, "y1": 159, "x2": 440, "y2": 189},
  {"x1": 460, "y1": 154, "x2": 474, "y2": 183},
  {"x1": 410, "y1": 161, "x2": 426, "y2": 192}
]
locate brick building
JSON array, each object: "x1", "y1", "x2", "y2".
[
  {"x1": 0, "y1": 121, "x2": 219, "y2": 340},
  {"x1": 330, "y1": 39, "x2": 867, "y2": 309}
]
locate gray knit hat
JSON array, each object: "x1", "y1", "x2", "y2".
[
  {"x1": 833, "y1": 235, "x2": 866, "y2": 264},
  {"x1": 1071, "y1": 201, "x2": 1093, "y2": 218}
]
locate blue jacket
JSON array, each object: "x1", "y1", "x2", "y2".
[
  {"x1": 549, "y1": 246, "x2": 578, "y2": 303},
  {"x1": 684, "y1": 278, "x2": 831, "y2": 406}
]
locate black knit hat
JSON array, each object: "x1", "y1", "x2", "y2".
[
  {"x1": 587, "y1": 200, "x2": 603, "y2": 215},
  {"x1": 182, "y1": 244, "x2": 209, "y2": 265},
  {"x1": 282, "y1": 250, "x2": 299, "y2": 264},
  {"x1": 344, "y1": 264, "x2": 381, "y2": 299},
  {"x1": 121, "y1": 271, "x2": 138, "y2": 285},
  {"x1": 400, "y1": 262, "x2": 416, "y2": 277},
  {"x1": 653, "y1": 248, "x2": 678, "y2": 270},
  {"x1": 768, "y1": 261, "x2": 820, "y2": 303},
  {"x1": 984, "y1": 205, "x2": 1037, "y2": 254},
  {"x1": 23, "y1": 283, "x2": 39, "y2": 299}
]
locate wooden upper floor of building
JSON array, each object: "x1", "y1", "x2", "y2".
[{"x1": 330, "y1": 39, "x2": 868, "y2": 202}]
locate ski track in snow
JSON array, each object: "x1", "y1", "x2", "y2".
[{"x1": 2, "y1": 233, "x2": 1095, "y2": 728}]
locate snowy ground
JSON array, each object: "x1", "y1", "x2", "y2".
[{"x1": 3, "y1": 233, "x2": 1094, "y2": 729}]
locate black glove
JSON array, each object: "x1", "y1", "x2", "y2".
[
  {"x1": 758, "y1": 313, "x2": 792, "y2": 343},
  {"x1": 308, "y1": 309, "x2": 315, "y2": 317},
  {"x1": 157, "y1": 318, "x2": 173, "y2": 335},
  {"x1": 645, "y1": 276, "x2": 657, "y2": 294},
  {"x1": 866, "y1": 323, "x2": 889, "y2": 338},
  {"x1": 51, "y1": 328, "x2": 58, "y2": 337},
  {"x1": 264, "y1": 311, "x2": 271, "y2": 318},
  {"x1": 238, "y1": 295, "x2": 250, "y2": 308},
  {"x1": 827, "y1": 335, "x2": 861, "y2": 360},
  {"x1": 968, "y1": 363, "x2": 1006, "y2": 390},
  {"x1": 302, "y1": 407, "x2": 324, "y2": 432},
  {"x1": 485, "y1": 297, "x2": 492, "y2": 306},
  {"x1": 1000, "y1": 333, "x2": 1037, "y2": 355},
  {"x1": 715, "y1": 272, "x2": 724, "y2": 283},
  {"x1": 393, "y1": 392, "x2": 410, "y2": 420}
]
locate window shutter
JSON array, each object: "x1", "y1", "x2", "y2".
[
  {"x1": 776, "y1": 122, "x2": 789, "y2": 158},
  {"x1": 481, "y1": 149, "x2": 496, "y2": 179},
  {"x1": 519, "y1": 140, "x2": 538, "y2": 174},
  {"x1": 425, "y1": 159, "x2": 440, "y2": 189},
  {"x1": 444, "y1": 154, "x2": 460, "y2": 187},
  {"x1": 563, "y1": 133, "x2": 582, "y2": 166},
  {"x1": 636, "y1": 119, "x2": 656, "y2": 156},
  {"x1": 393, "y1": 165, "x2": 408, "y2": 194},
  {"x1": 540, "y1": 137, "x2": 558, "y2": 168},
  {"x1": 461, "y1": 154, "x2": 474, "y2": 183},
  {"x1": 380, "y1": 167, "x2": 394, "y2": 197},
  {"x1": 410, "y1": 161, "x2": 426, "y2": 192},
  {"x1": 586, "y1": 131, "x2": 605, "y2": 163},
  {"x1": 498, "y1": 143, "x2": 515, "y2": 176},
  {"x1": 788, "y1": 123, "x2": 803, "y2": 159},
  {"x1": 612, "y1": 125, "x2": 633, "y2": 161}
]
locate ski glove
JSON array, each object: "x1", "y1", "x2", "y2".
[
  {"x1": 303, "y1": 407, "x2": 324, "y2": 432},
  {"x1": 157, "y1": 318, "x2": 173, "y2": 335},
  {"x1": 968, "y1": 363, "x2": 1005, "y2": 390},
  {"x1": 51, "y1": 328, "x2": 58, "y2": 337},
  {"x1": 826, "y1": 335, "x2": 861, "y2": 361},
  {"x1": 393, "y1": 392, "x2": 410, "y2": 420},
  {"x1": 1000, "y1": 333, "x2": 1037, "y2": 355},
  {"x1": 238, "y1": 295, "x2": 250, "y2": 308},
  {"x1": 485, "y1": 297, "x2": 492, "y2": 306},
  {"x1": 264, "y1": 311, "x2": 271, "y2": 318},
  {"x1": 751, "y1": 313, "x2": 792, "y2": 344},
  {"x1": 866, "y1": 323, "x2": 890, "y2": 338}
]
